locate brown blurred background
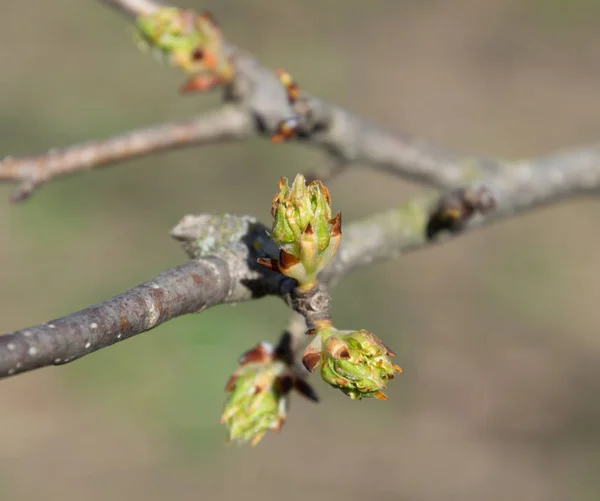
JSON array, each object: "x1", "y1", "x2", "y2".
[{"x1": 1, "y1": 0, "x2": 600, "y2": 499}]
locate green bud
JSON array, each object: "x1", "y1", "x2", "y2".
[
  {"x1": 137, "y1": 8, "x2": 195, "y2": 51},
  {"x1": 222, "y1": 368, "x2": 285, "y2": 446},
  {"x1": 302, "y1": 327, "x2": 402, "y2": 400},
  {"x1": 269, "y1": 175, "x2": 342, "y2": 285},
  {"x1": 135, "y1": 8, "x2": 233, "y2": 82},
  {"x1": 221, "y1": 342, "x2": 318, "y2": 446}
]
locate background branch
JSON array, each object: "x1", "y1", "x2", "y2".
[
  {"x1": 1, "y1": 106, "x2": 253, "y2": 202},
  {"x1": 98, "y1": 0, "x2": 499, "y2": 187},
  {"x1": 322, "y1": 142, "x2": 600, "y2": 285},
  {"x1": 0, "y1": 0, "x2": 502, "y2": 201},
  {"x1": 97, "y1": 0, "x2": 502, "y2": 187}
]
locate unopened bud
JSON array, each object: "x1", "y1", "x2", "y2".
[{"x1": 302, "y1": 327, "x2": 402, "y2": 400}]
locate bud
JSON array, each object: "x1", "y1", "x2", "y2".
[
  {"x1": 135, "y1": 8, "x2": 233, "y2": 90},
  {"x1": 272, "y1": 116, "x2": 300, "y2": 143},
  {"x1": 221, "y1": 342, "x2": 318, "y2": 446},
  {"x1": 275, "y1": 68, "x2": 301, "y2": 104},
  {"x1": 302, "y1": 327, "x2": 402, "y2": 400},
  {"x1": 262, "y1": 175, "x2": 342, "y2": 286},
  {"x1": 271, "y1": 69, "x2": 301, "y2": 142}
]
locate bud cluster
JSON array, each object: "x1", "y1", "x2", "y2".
[
  {"x1": 222, "y1": 174, "x2": 402, "y2": 446},
  {"x1": 265, "y1": 174, "x2": 402, "y2": 399},
  {"x1": 259, "y1": 174, "x2": 341, "y2": 289},
  {"x1": 303, "y1": 327, "x2": 402, "y2": 401},
  {"x1": 221, "y1": 342, "x2": 317, "y2": 446},
  {"x1": 135, "y1": 8, "x2": 234, "y2": 92}
]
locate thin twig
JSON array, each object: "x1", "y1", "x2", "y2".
[
  {"x1": 98, "y1": 0, "x2": 495, "y2": 187},
  {"x1": 96, "y1": 0, "x2": 498, "y2": 187},
  {"x1": 1, "y1": 106, "x2": 253, "y2": 202},
  {"x1": 0, "y1": 1, "x2": 500, "y2": 201}
]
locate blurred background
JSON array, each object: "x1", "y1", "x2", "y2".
[{"x1": 1, "y1": 0, "x2": 600, "y2": 499}]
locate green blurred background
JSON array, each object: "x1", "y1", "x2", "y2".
[{"x1": 1, "y1": 0, "x2": 600, "y2": 499}]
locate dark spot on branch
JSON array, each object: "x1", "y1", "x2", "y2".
[
  {"x1": 120, "y1": 316, "x2": 129, "y2": 334},
  {"x1": 191, "y1": 47, "x2": 204, "y2": 61},
  {"x1": 426, "y1": 185, "x2": 496, "y2": 240}
]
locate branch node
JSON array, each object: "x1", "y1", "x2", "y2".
[
  {"x1": 290, "y1": 285, "x2": 332, "y2": 332},
  {"x1": 426, "y1": 185, "x2": 496, "y2": 240}
]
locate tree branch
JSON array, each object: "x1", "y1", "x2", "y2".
[
  {"x1": 0, "y1": 1, "x2": 500, "y2": 201},
  {"x1": 97, "y1": 0, "x2": 497, "y2": 188},
  {"x1": 1, "y1": 106, "x2": 253, "y2": 202},
  {"x1": 4, "y1": 137, "x2": 599, "y2": 380},
  {"x1": 95, "y1": 0, "x2": 499, "y2": 187},
  {"x1": 321, "y1": 143, "x2": 600, "y2": 285},
  {"x1": 0, "y1": 220, "x2": 295, "y2": 379}
]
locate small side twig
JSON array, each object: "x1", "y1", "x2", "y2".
[{"x1": 0, "y1": 106, "x2": 253, "y2": 202}]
